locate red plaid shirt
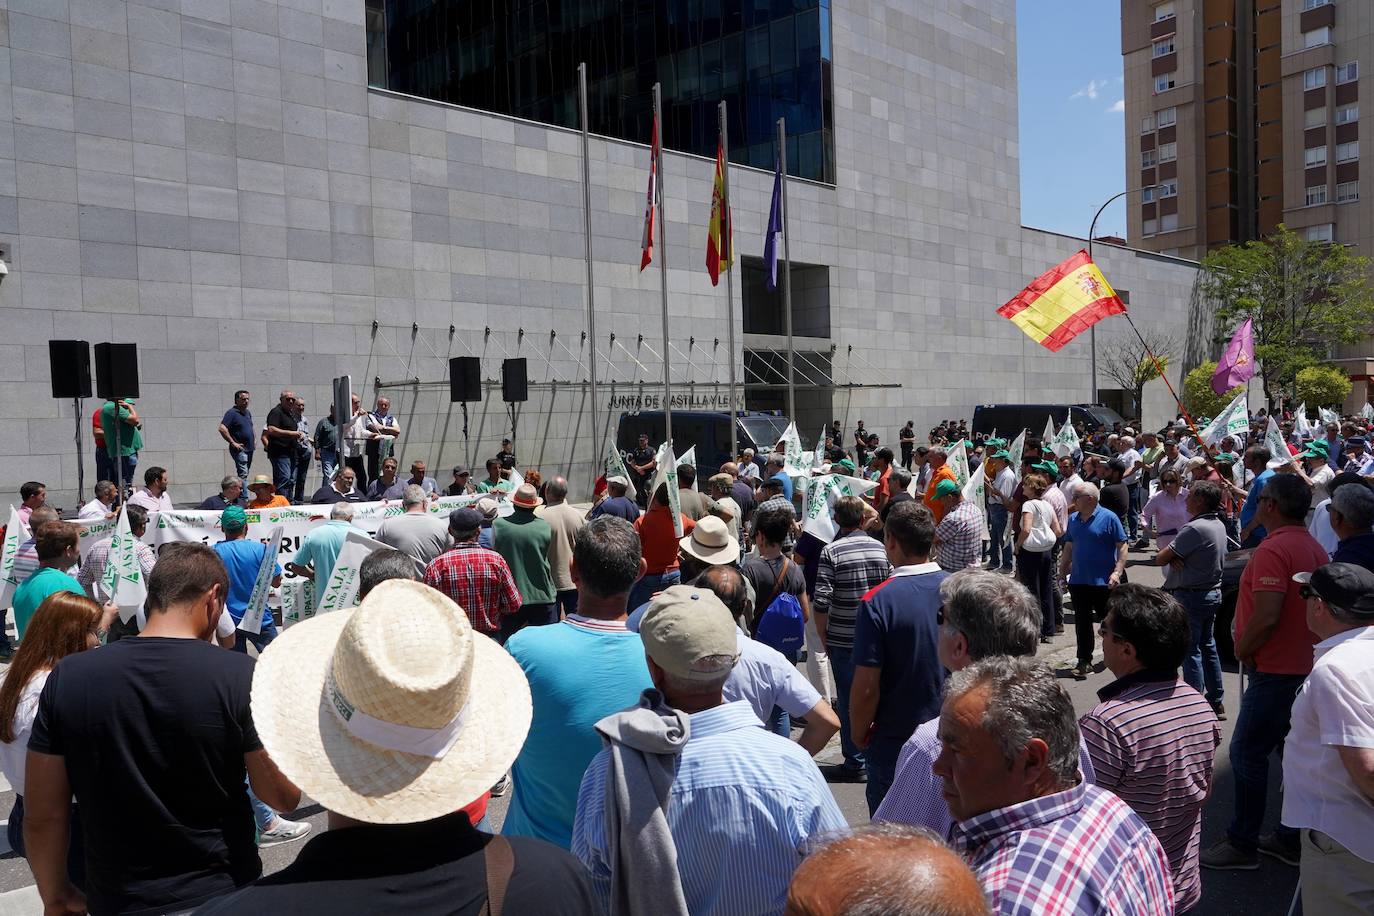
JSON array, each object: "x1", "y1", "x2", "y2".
[{"x1": 423, "y1": 543, "x2": 522, "y2": 634}]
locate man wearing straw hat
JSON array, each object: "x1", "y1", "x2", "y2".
[{"x1": 196, "y1": 579, "x2": 595, "y2": 914}]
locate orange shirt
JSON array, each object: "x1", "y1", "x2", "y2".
[
  {"x1": 248, "y1": 494, "x2": 291, "y2": 509},
  {"x1": 923, "y1": 465, "x2": 957, "y2": 522},
  {"x1": 634, "y1": 505, "x2": 696, "y2": 575},
  {"x1": 1234, "y1": 525, "x2": 1327, "y2": 675}
]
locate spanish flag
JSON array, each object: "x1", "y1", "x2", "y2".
[
  {"x1": 705, "y1": 137, "x2": 733, "y2": 286},
  {"x1": 997, "y1": 250, "x2": 1126, "y2": 351}
]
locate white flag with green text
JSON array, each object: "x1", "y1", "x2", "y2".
[{"x1": 100, "y1": 506, "x2": 149, "y2": 624}]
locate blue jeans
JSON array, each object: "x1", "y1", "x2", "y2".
[
  {"x1": 865, "y1": 735, "x2": 903, "y2": 816},
  {"x1": 248, "y1": 778, "x2": 275, "y2": 831},
  {"x1": 269, "y1": 451, "x2": 295, "y2": 496},
  {"x1": 827, "y1": 643, "x2": 865, "y2": 770},
  {"x1": 1127, "y1": 483, "x2": 1144, "y2": 539},
  {"x1": 230, "y1": 449, "x2": 252, "y2": 488},
  {"x1": 986, "y1": 504, "x2": 1013, "y2": 568},
  {"x1": 94, "y1": 447, "x2": 112, "y2": 485},
  {"x1": 1228, "y1": 669, "x2": 1305, "y2": 851},
  {"x1": 110, "y1": 453, "x2": 137, "y2": 491},
  {"x1": 231, "y1": 621, "x2": 278, "y2": 655},
  {"x1": 319, "y1": 449, "x2": 338, "y2": 484},
  {"x1": 1173, "y1": 588, "x2": 1224, "y2": 705},
  {"x1": 628, "y1": 570, "x2": 679, "y2": 615},
  {"x1": 766, "y1": 647, "x2": 802, "y2": 738},
  {"x1": 291, "y1": 451, "x2": 312, "y2": 503}
]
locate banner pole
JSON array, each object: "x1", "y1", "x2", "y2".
[
  {"x1": 579, "y1": 63, "x2": 601, "y2": 495},
  {"x1": 778, "y1": 117, "x2": 795, "y2": 423},
  {"x1": 720, "y1": 100, "x2": 738, "y2": 461},
  {"x1": 654, "y1": 82, "x2": 673, "y2": 449}
]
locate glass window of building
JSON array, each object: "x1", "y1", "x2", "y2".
[
  {"x1": 1336, "y1": 104, "x2": 1359, "y2": 125},
  {"x1": 1160, "y1": 213, "x2": 1178, "y2": 232},
  {"x1": 1142, "y1": 148, "x2": 1157, "y2": 169},
  {"x1": 1159, "y1": 179, "x2": 1178, "y2": 198},
  {"x1": 1154, "y1": 2, "x2": 1176, "y2": 22},
  {"x1": 1305, "y1": 68, "x2": 1328, "y2": 90},
  {"x1": 1337, "y1": 141, "x2": 1359, "y2": 163},
  {"x1": 1303, "y1": 0, "x2": 1331, "y2": 9},
  {"x1": 1305, "y1": 224, "x2": 1334, "y2": 243},
  {"x1": 364, "y1": 0, "x2": 835, "y2": 183},
  {"x1": 1306, "y1": 106, "x2": 1327, "y2": 129},
  {"x1": 1306, "y1": 184, "x2": 1328, "y2": 206},
  {"x1": 1157, "y1": 107, "x2": 1177, "y2": 127},
  {"x1": 1155, "y1": 73, "x2": 1176, "y2": 93},
  {"x1": 1142, "y1": 185, "x2": 1157, "y2": 203},
  {"x1": 1337, "y1": 62, "x2": 1359, "y2": 85},
  {"x1": 1158, "y1": 141, "x2": 1176, "y2": 162},
  {"x1": 1153, "y1": 38, "x2": 1175, "y2": 58},
  {"x1": 1305, "y1": 146, "x2": 1328, "y2": 167},
  {"x1": 1141, "y1": 114, "x2": 1156, "y2": 134},
  {"x1": 1336, "y1": 181, "x2": 1359, "y2": 203},
  {"x1": 1303, "y1": 28, "x2": 1331, "y2": 50},
  {"x1": 1143, "y1": 218, "x2": 1158, "y2": 236}
]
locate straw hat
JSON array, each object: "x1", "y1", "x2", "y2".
[
  {"x1": 251, "y1": 579, "x2": 532, "y2": 824},
  {"x1": 511, "y1": 483, "x2": 542, "y2": 509},
  {"x1": 679, "y1": 516, "x2": 739, "y2": 566},
  {"x1": 249, "y1": 473, "x2": 274, "y2": 490}
]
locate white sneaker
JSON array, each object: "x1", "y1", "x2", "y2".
[{"x1": 258, "y1": 816, "x2": 312, "y2": 847}]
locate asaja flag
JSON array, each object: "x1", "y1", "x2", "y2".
[
  {"x1": 1294, "y1": 403, "x2": 1313, "y2": 439},
  {"x1": 1320, "y1": 406, "x2": 1340, "y2": 426},
  {"x1": 780, "y1": 422, "x2": 807, "y2": 476},
  {"x1": 802, "y1": 474, "x2": 879, "y2": 544},
  {"x1": 605, "y1": 440, "x2": 637, "y2": 501},
  {"x1": 238, "y1": 526, "x2": 283, "y2": 635},
  {"x1": 101, "y1": 506, "x2": 149, "y2": 624},
  {"x1": 764, "y1": 158, "x2": 783, "y2": 291},
  {"x1": 1363, "y1": 402, "x2": 1374, "y2": 422},
  {"x1": 948, "y1": 440, "x2": 971, "y2": 488},
  {"x1": 317, "y1": 529, "x2": 388, "y2": 614},
  {"x1": 0, "y1": 506, "x2": 30, "y2": 610},
  {"x1": 705, "y1": 137, "x2": 733, "y2": 286},
  {"x1": 639, "y1": 115, "x2": 660, "y2": 271},
  {"x1": 1264, "y1": 416, "x2": 1294, "y2": 469},
  {"x1": 1199, "y1": 390, "x2": 1249, "y2": 446},
  {"x1": 997, "y1": 250, "x2": 1126, "y2": 351},
  {"x1": 1212, "y1": 318, "x2": 1256, "y2": 395},
  {"x1": 679, "y1": 445, "x2": 698, "y2": 491},
  {"x1": 813, "y1": 426, "x2": 827, "y2": 471},
  {"x1": 1007, "y1": 429, "x2": 1027, "y2": 481},
  {"x1": 1041, "y1": 415, "x2": 1056, "y2": 447},
  {"x1": 648, "y1": 442, "x2": 684, "y2": 538}
]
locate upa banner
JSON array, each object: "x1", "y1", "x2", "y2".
[
  {"x1": 0, "y1": 506, "x2": 30, "y2": 610},
  {"x1": 1200, "y1": 391, "x2": 1249, "y2": 446},
  {"x1": 315, "y1": 529, "x2": 388, "y2": 616},
  {"x1": 801, "y1": 474, "x2": 879, "y2": 544},
  {"x1": 100, "y1": 507, "x2": 149, "y2": 624},
  {"x1": 238, "y1": 526, "x2": 283, "y2": 635},
  {"x1": 604, "y1": 440, "x2": 637, "y2": 500}
]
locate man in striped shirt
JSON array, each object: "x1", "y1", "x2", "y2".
[
  {"x1": 1080, "y1": 584, "x2": 1221, "y2": 913},
  {"x1": 813, "y1": 496, "x2": 892, "y2": 782}
]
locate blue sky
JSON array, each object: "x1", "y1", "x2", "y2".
[{"x1": 1017, "y1": 1, "x2": 1127, "y2": 239}]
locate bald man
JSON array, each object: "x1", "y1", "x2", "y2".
[{"x1": 785, "y1": 823, "x2": 989, "y2": 916}]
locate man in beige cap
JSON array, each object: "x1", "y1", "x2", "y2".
[
  {"x1": 573, "y1": 585, "x2": 846, "y2": 916},
  {"x1": 195, "y1": 579, "x2": 596, "y2": 915}
]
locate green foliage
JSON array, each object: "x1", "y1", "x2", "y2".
[
  {"x1": 1183, "y1": 362, "x2": 1244, "y2": 418},
  {"x1": 1295, "y1": 365, "x2": 1353, "y2": 408},
  {"x1": 1199, "y1": 225, "x2": 1374, "y2": 406}
]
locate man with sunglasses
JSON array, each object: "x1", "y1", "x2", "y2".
[{"x1": 1203, "y1": 474, "x2": 1328, "y2": 872}]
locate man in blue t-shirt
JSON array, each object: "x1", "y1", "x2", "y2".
[
  {"x1": 502, "y1": 517, "x2": 651, "y2": 849},
  {"x1": 1238, "y1": 446, "x2": 1276, "y2": 549},
  {"x1": 588, "y1": 477, "x2": 640, "y2": 523},
  {"x1": 1059, "y1": 482, "x2": 1129, "y2": 680},
  {"x1": 849, "y1": 501, "x2": 948, "y2": 816},
  {"x1": 211, "y1": 506, "x2": 282, "y2": 655},
  {"x1": 217, "y1": 390, "x2": 255, "y2": 487}
]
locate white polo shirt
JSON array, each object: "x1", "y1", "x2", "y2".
[{"x1": 1282, "y1": 625, "x2": 1374, "y2": 862}]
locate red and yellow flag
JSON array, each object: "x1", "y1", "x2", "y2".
[
  {"x1": 705, "y1": 138, "x2": 733, "y2": 286},
  {"x1": 997, "y1": 250, "x2": 1126, "y2": 352}
]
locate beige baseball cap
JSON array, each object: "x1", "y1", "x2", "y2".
[{"x1": 636, "y1": 585, "x2": 739, "y2": 682}]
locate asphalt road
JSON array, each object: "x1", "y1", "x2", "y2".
[{"x1": 0, "y1": 547, "x2": 1301, "y2": 914}]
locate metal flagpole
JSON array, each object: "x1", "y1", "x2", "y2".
[
  {"x1": 719, "y1": 100, "x2": 738, "y2": 461},
  {"x1": 777, "y1": 117, "x2": 795, "y2": 423},
  {"x1": 654, "y1": 82, "x2": 673, "y2": 448},
  {"x1": 579, "y1": 63, "x2": 601, "y2": 493}
]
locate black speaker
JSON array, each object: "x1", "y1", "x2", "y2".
[
  {"x1": 450, "y1": 356, "x2": 481, "y2": 402},
  {"x1": 49, "y1": 340, "x2": 92, "y2": 399},
  {"x1": 94, "y1": 343, "x2": 140, "y2": 400},
  {"x1": 502, "y1": 358, "x2": 528, "y2": 403}
]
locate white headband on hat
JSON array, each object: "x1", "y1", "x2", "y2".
[{"x1": 327, "y1": 667, "x2": 469, "y2": 760}]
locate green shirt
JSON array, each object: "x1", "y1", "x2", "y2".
[
  {"x1": 476, "y1": 478, "x2": 503, "y2": 494},
  {"x1": 1141, "y1": 445, "x2": 1164, "y2": 475},
  {"x1": 493, "y1": 509, "x2": 555, "y2": 604},
  {"x1": 13, "y1": 568, "x2": 84, "y2": 639},
  {"x1": 313, "y1": 417, "x2": 338, "y2": 452},
  {"x1": 100, "y1": 400, "x2": 143, "y2": 457}
]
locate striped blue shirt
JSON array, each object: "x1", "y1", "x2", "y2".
[{"x1": 572, "y1": 700, "x2": 847, "y2": 916}]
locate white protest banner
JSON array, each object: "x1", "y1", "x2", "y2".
[
  {"x1": 948, "y1": 440, "x2": 970, "y2": 488},
  {"x1": 1041, "y1": 415, "x2": 1056, "y2": 447},
  {"x1": 1007, "y1": 430, "x2": 1027, "y2": 481},
  {"x1": 649, "y1": 442, "x2": 684, "y2": 537},
  {"x1": 679, "y1": 446, "x2": 698, "y2": 491},
  {"x1": 238, "y1": 526, "x2": 283, "y2": 635},
  {"x1": 1363, "y1": 402, "x2": 1374, "y2": 422},
  {"x1": 1319, "y1": 406, "x2": 1340, "y2": 426},
  {"x1": 779, "y1": 422, "x2": 807, "y2": 476},
  {"x1": 1049, "y1": 421, "x2": 1081, "y2": 459},
  {"x1": 962, "y1": 461, "x2": 990, "y2": 540},
  {"x1": 1294, "y1": 403, "x2": 1312, "y2": 440},
  {"x1": 100, "y1": 507, "x2": 149, "y2": 624},
  {"x1": 315, "y1": 529, "x2": 388, "y2": 615},
  {"x1": 604, "y1": 440, "x2": 637, "y2": 500},
  {"x1": 280, "y1": 578, "x2": 316, "y2": 627},
  {"x1": 0, "y1": 506, "x2": 30, "y2": 610},
  {"x1": 1263, "y1": 416, "x2": 1295, "y2": 469},
  {"x1": 801, "y1": 474, "x2": 878, "y2": 544},
  {"x1": 1200, "y1": 390, "x2": 1249, "y2": 446},
  {"x1": 813, "y1": 426, "x2": 826, "y2": 471}
]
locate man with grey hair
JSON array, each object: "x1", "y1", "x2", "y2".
[
  {"x1": 573, "y1": 585, "x2": 845, "y2": 915},
  {"x1": 737, "y1": 448, "x2": 761, "y2": 481},
  {"x1": 880, "y1": 466, "x2": 915, "y2": 522},
  {"x1": 540, "y1": 475, "x2": 586, "y2": 618},
  {"x1": 198, "y1": 475, "x2": 245, "y2": 510},
  {"x1": 373, "y1": 484, "x2": 450, "y2": 575},
  {"x1": 1330, "y1": 481, "x2": 1374, "y2": 570},
  {"x1": 934, "y1": 657, "x2": 1174, "y2": 914},
  {"x1": 356, "y1": 547, "x2": 419, "y2": 600},
  {"x1": 1060, "y1": 480, "x2": 1129, "y2": 680},
  {"x1": 875, "y1": 569, "x2": 1096, "y2": 832},
  {"x1": 79, "y1": 480, "x2": 119, "y2": 519},
  {"x1": 284, "y1": 502, "x2": 357, "y2": 610}
]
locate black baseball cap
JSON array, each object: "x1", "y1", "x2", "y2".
[
  {"x1": 1293, "y1": 563, "x2": 1374, "y2": 618},
  {"x1": 448, "y1": 508, "x2": 484, "y2": 532}
]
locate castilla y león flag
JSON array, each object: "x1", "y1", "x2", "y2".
[{"x1": 997, "y1": 250, "x2": 1127, "y2": 352}]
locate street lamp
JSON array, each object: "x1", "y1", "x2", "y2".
[{"x1": 1086, "y1": 186, "x2": 1158, "y2": 404}]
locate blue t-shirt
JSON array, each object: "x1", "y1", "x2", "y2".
[
  {"x1": 212, "y1": 539, "x2": 282, "y2": 629},
  {"x1": 503, "y1": 616, "x2": 651, "y2": 849},
  {"x1": 772, "y1": 473, "x2": 794, "y2": 502},
  {"x1": 294, "y1": 521, "x2": 352, "y2": 608},
  {"x1": 589, "y1": 496, "x2": 639, "y2": 522},
  {"x1": 1239, "y1": 468, "x2": 1275, "y2": 538},
  {"x1": 850, "y1": 565, "x2": 948, "y2": 742},
  {"x1": 220, "y1": 407, "x2": 254, "y2": 453},
  {"x1": 1332, "y1": 531, "x2": 1374, "y2": 573},
  {"x1": 1065, "y1": 507, "x2": 1128, "y2": 586}
]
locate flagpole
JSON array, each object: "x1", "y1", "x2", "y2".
[
  {"x1": 778, "y1": 117, "x2": 795, "y2": 423},
  {"x1": 653, "y1": 83, "x2": 674, "y2": 449},
  {"x1": 579, "y1": 63, "x2": 601, "y2": 494},
  {"x1": 719, "y1": 100, "x2": 738, "y2": 461}
]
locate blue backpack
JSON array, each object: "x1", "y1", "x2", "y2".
[{"x1": 752, "y1": 557, "x2": 806, "y2": 655}]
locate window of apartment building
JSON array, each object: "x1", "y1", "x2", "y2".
[
  {"x1": 1337, "y1": 62, "x2": 1359, "y2": 85},
  {"x1": 1153, "y1": 37, "x2": 1175, "y2": 58},
  {"x1": 1158, "y1": 142, "x2": 1177, "y2": 162},
  {"x1": 1143, "y1": 218, "x2": 1158, "y2": 236},
  {"x1": 1337, "y1": 181, "x2": 1360, "y2": 203},
  {"x1": 1304, "y1": 27, "x2": 1331, "y2": 49},
  {"x1": 1302, "y1": 0, "x2": 1331, "y2": 10},
  {"x1": 1157, "y1": 107, "x2": 1177, "y2": 128},
  {"x1": 1305, "y1": 68, "x2": 1327, "y2": 90},
  {"x1": 1154, "y1": 2, "x2": 1175, "y2": 22},
  {"x1": 1336, "y1": 104, "x2": 1359, "y2": 125},
  {"x1": 1142, "y1": 186, "x2": 1157, "y2": 203},
  {"x1": 1337, "y1": 141, "x2": 1359, "y2": 162},
  {"x1": 1141, "y1": 113, "x2": 1155, "y2": 134},
  {"x1": 1160, "y1": 213, "x2": 1179, "y2": 232},
  {"x1": 1155, "y1": 72, "x2": 1177, "y2": 93},
  {"x1": 1159, "y1": 180, "x2": 1179, "y2": 198},
  {"x1": 1305, "y1": 224, "x2": 1334, "y2": 242},
  {"x1": 1306, "y1": 185, "x2": 1329, "y2": 206},
  {"x1": 1142, "y1": 148, "x2": 1158, "y2": 168},
  {"x1": 1306, "y1": 107, "x2": 1328, "y2": 129},
  {"x1": 1305, "y1": 145, "x2": 1328, "y2": 167}
]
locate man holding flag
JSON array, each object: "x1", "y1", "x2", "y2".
[{"x1": 211, "y1": 506, "x2": 282, "y2": 655}]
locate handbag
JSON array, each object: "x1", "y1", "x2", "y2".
[{"x1": 1023, "y1": 500, "x2": 1056, "y2": 552}]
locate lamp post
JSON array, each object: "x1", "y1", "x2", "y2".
[{"x1": 1086, "y1": 186, "x2": 1157, "y2": 404}]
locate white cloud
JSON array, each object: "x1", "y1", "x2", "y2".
[
  {"x1": 1071, "y1": 79, "x2": 1107, "y2": 101},
  {"x1": 1107, "y1": 99, "x2": 1125, "y2": 114}
]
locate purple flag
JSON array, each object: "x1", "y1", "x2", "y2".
[
  {"x1": 764, "y1": 159, "x2": 782, "y2": 291},
  {"x1": 1212, "y1": 318, "x2": 1256, "y2": 394}
]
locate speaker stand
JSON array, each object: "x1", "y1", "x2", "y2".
[
  {"x1": 460, "y1": 402, "x2": 470, "y2": 470},
  {"x1": 74, "y1": 397, "x2": 85, "y2": 508}
]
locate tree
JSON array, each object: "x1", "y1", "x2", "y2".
[
  {"x1": 1184, "y1": 361, "x2": 1244, "y2": 418},
  {"x1": 1295, "y1": 365, "x2": 1353, "y2": 408},
  {"x1": 1199, "y1": 225, "x2": 1374, "y2": 407},
  {"x1": 1099, "y1": 329, "x2": 1177, "y2": 418}
]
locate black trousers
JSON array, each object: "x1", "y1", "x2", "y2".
[
  {"x1": 345, "y1": 455, "x2": 369, "y2": 491},
  {"x1": 1068, "y1": 584, "x2": 1112, "y2": 665}
]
